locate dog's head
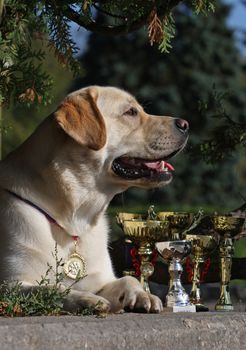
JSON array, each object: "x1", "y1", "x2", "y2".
[{"x1": 55, "y1": 86, "x2": 189, "y2": 190}]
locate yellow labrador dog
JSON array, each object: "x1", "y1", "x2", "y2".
[{"x1": 0, "y1": 86, "x2": 189, "y2": 313}]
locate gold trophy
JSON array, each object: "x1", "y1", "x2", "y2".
[
  {"x1": 185, "y1": 234, "x2": 218, "y2": 310},
  {"x1": 158, "y1": 212, "x2": 194, "y2": 240},
  {"x1": 211, "y1": 215, "x2": 245, "y2": 311},
  {"x1": 155, "y1": 212, "x2": 195, "y2": 311},
  {"x1": 116, "y1": 212, "x2": 142, "y2": 277},
  {"x1": 117, "y1": 207, "x2": 169, "y2": 293}
]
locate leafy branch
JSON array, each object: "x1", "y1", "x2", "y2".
[
  {"x1": 0, "y1": 0, "x2": 216, "y2": 108},
  {"x1": 190, "y1": 89, "x2": 246, "y2": 163}
]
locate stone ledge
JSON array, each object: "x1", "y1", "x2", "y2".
[{"x1": 0, "y1": 312, "x2": 245, "y2": 350}]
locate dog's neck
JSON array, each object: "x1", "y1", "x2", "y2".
[{"x1": 0, "y1": 116, "x2": 123, "y2": 236}]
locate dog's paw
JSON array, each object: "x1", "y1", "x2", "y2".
[
  {"x1": 123, "y1": 289, "x2": 163, "y2": 313},
  {"x1": 93, "y1": 297, "x2": 111, "y2": 314},
  {"x1": 119, "y1": 277, "x2": 163, "y2": 313},
  {"x1": 64, "y1": 291, "x2": 111, "y2": 314},
  {"x1": 98, "y1": 276, "x2": 163, "y2": 313}
]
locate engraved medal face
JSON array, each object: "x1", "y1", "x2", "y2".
[{"x1": 63, "y1": 252, "x2": 87, "y2": 280}]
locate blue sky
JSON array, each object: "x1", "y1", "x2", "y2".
[
  {"x1": 224, "y1": 0, "x2": 246, "y2": 53},
  {"x1": 224, "y1": 0, "x2": 246, "y2": 54},
  {"x1": 224, "y1": 0, "x2": 246, "y2": 30}
]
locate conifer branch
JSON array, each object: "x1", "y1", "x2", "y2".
[{"x1": 62, "y1": 1, "x2": 182, "y2": 36}]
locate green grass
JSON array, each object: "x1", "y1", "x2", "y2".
[{"x1": 0, "y1": 246, "x2": 99, "y2": 317}]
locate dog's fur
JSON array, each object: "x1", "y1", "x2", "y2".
[{"x1": 0, "y1": 86, "x2": 188, "y2": 313}]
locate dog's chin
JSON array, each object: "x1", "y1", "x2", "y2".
[{"x1": 111, "y1": 154, "x2": 176, "y2": 189}]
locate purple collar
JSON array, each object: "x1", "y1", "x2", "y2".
[
  {"x1": 5, "y1": 189, "x2": 80, "y2": 241},
  {"x1": 5, "y1": 189, "x2": 62, "y2": 228}
]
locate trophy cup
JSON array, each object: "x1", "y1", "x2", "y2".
[
  {"x1": 157, "y1": 212, "x2": 193, "y2": 240},
  {"x1": 117, "y1": 212, "x2": 144, "y2": 277},
  {"x1": 211, "y1": 215, "x2": 245, "y2": 311},
  {"x1": 155, "y1": 240, "x2": 195, "y2": 311},
  {"x1": 117, "y1": 207, "x2": 169, "y2": 293},
  {"x1": 155, "y1": 212, "x2": 195, "y2": 311},
  {"x1": 185, "y1": 234, "x2": 218, "y2": 310}
]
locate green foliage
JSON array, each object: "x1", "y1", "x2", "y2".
[
  {"x1": 1, "y1": 1, "x2": 48, "y2": 106},
  {"x1": 0, "y1": 0, "x2": 79, "y2": 107},
  {"x1": 159, "y1": 15, "x2": 176, "y2": 53},
  {"x1": 158, "y1": 0, "x2": 215, "y2": 53},
  {"x1": 45, "y1": 4, "x2": 80, "y2": 74},
  {"x1": 191, "y1": 89, "x2": 246, "y2": 163},
  {"x1": 0, "y1": 245, "x2": 95, "y2": 317},
  {"x1": 190, "y1": 0, "x2": 215, "y2": 14},
  {"x1": 0, "y1": 251, "x2": 68, "y2": 316},
  {"x1": 0, "y1": 0, "x2": 217, "y2": 108},
  {"x1": 2, "y1": 38, "x2": 75, "y2": 157}
]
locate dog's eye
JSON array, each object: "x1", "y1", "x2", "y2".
[{"x1": 124, "y1": 107, "x2": 138, "y2": 117}]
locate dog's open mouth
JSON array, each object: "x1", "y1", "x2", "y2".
[{"x1": 112, "y1": 156, "x2": 175, "y2": 181}]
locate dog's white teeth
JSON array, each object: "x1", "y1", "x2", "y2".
[
  {"x1": 160, "y1": 161, "x2": 165, "y2": 171},
  {"x1": 158, "y1": 161, "x2": 168, "y2": 172}
]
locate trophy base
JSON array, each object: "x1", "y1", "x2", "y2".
[
  {"x1": 166, "y1": 292, "x2": 190, "y2": 308},
  {"x1": 195, "y1": 304, "x2": 209, "y2": 312},
  {"x1": 215, "y1": 304, "x2": 234, "y2": 312},
  {"x1": 190, "y1": 299, "x2": 209, "y2": 312},
  {"x1": 164, "y1": 305, "x2": 196, "y2": 313}
]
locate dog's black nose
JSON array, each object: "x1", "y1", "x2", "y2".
[{"x1": 175, "y1": 118, "x2": 189, "y2": 133}]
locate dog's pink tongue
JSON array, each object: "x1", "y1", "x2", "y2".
[{"x1": 144, "y1": 160, "x2": 174, "y2": 171}]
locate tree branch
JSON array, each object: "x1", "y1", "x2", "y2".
[
  {"x1": 92, "y1": 4, "x2": 126, "y2": 20},
  {"x1": 62, "y1": 0, "x2": 182, "y2": 36}
]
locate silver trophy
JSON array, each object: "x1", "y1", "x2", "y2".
[{"x1": 156, "y1": 240, "x2": 195, "y2": 311}]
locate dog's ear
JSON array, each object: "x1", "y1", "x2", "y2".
[{"x1": 55, "y1": 89, "x2": 106, "y2": 151}]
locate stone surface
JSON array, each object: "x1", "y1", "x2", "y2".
[{"x1": 0, "y1": 312, "x2": 245, "y2": 350}]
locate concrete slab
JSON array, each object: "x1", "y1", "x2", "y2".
[{"x1": 0, "y1": 312, "x2": 245, "y2": 350}]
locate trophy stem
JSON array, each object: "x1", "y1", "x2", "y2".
[
  {"x1": 138, "y1": 241, "x2": 154, "y2": 294},
  {"x1": 216, "y1": 236, "x2": 234, "y2": 311},
  {"x1": 190, "y1": 257, "x2": 204, "y2": 305},
  {"x1": 166, "y1": 258, "x2": 190, "y2": 307}
]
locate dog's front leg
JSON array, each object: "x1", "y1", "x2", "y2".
[{"x1": 98, "y1": 276, "x2": 163, "y2": 313}]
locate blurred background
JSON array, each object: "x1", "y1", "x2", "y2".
[{"x1": 2, "y1": 0, "x2": 246, "y2": 263}]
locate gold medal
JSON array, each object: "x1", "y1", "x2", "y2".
[{"x1": 63, "y1": 236, "x2": 87, "y2": 280}]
